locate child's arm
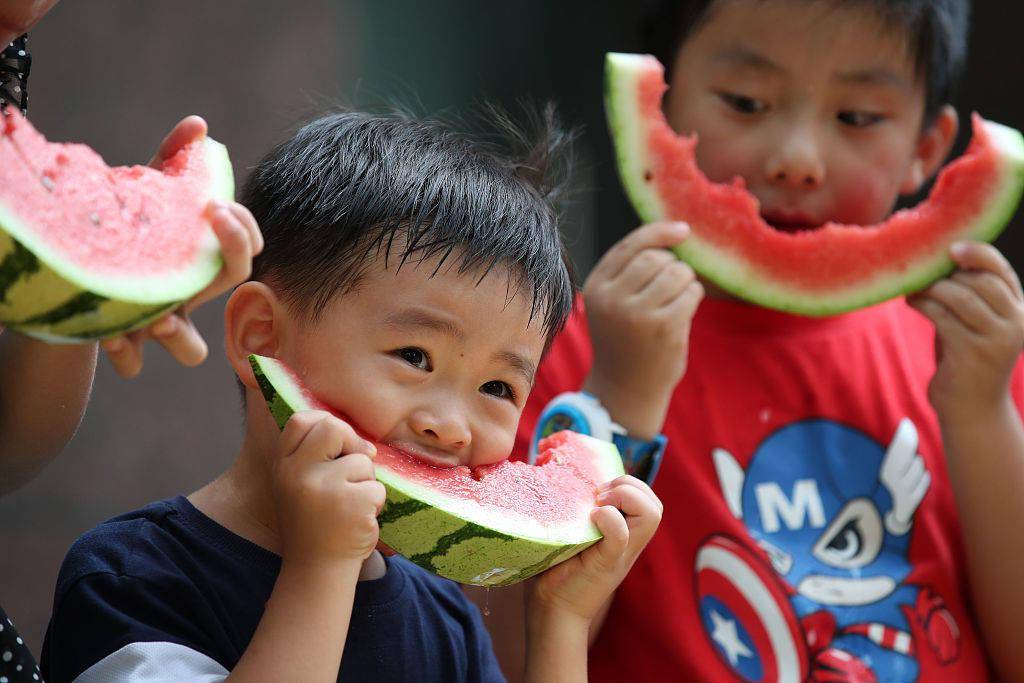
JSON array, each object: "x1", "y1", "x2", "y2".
[
  {"x1": 100, "y1": 116, "x2": 263, "y2": 379},
  {"x1": 908, "y1": 242, "x2": 1024, "y2": 681},
  {"x1": 582, "y1": 221, "x2": 701, "y2": 438},
  {"x1": 0, "y1": 332, "x2": 95, "y2": 494},
  {"x1": 227, "y1": 410, "x2": 384, "y2": 682},
  {"x1": 522, "y1": 476, "x2": 662, "y2": 682}
]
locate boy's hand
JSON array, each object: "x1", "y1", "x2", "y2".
[
  {"x1": 101, "y1": 116, "x2": 263, "y2": 378},
  {"x1": 908, "y1": 242, "x2": 1024, "y2": 416},
  {"x1": 273, "y1": 410, "x2": 386, "y2": 566},
  {"x1": 528, "y1": 476, "x2": 662, "y2": 623},
  {"x1": 582, "y1": 222, "x2": 701, "y2": 439}
]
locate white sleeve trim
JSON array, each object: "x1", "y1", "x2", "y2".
[{"x1": 73, "y1": 641, "x2": 229, "y2": 683}]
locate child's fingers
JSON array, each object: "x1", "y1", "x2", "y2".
[
  {"x1": 596, "y1": 482, "x2": 662, "y2": 528},
  {"x1": 612, "y1": 248, "x2": 678, "y2": 296},
  {"x1": 334, "y1": 452, "x2": 376, "y2": 483},
  {"x1": 149, "y1": 115, "x2": 208, "y2": 167},
  {"x1": 589, "y1": 222, "x2": 689, "y2": 283},
  {"x1": 660, "y1": 278, "x2": 705, "y2": 319},
  {"x1": 281, "y1": 411, "x2": 368, "y2": 464},
  {"x1": 917, "y1": 279, "x2": 991, "y2": 334},
  {"x1": 632, "y1": 259, "x2": 696, "y2": 308},
  {"x1": 589, "y1": 505, "x2": 630, "y2": 565},
  {"x1": 148, "y1": 313, "x2": 208, "y2": 367},
  {"x1": 952, "y1": 270, "x2": 1020, "y2": 320},
  {"x1": 150, "y1": 116, "x2": 207, "y2": 166},
  {"x1": 951, "y1": 242, "x2": 1024, "y2": 301},
  {"x1": 229, "y1": 202, "x2": 264, "y2": 255},
  {"x1": 598, "y1": 475, "x2": 662, "y2": 513},
  {"x1": 357, "y1": 479, "x2": 387, "y2": 515},
  {"x1": 186, "y1": 202, "x2": 254, "y2": 312},
  {"x1": 908, "y1": 293, "x2": 972, "y2": 342},
  {"x1": 101, "y1": 333, "x2": 145, "y2": 379}
]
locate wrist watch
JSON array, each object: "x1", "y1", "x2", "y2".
[{"x1": 529, "y1": 391, "x2": 667, "y2": 485}]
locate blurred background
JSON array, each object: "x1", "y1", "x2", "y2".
[{"x1": 1, "y1": 0, "x2": 1022, "y2": 652}]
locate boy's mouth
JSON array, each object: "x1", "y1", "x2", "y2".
[
  {"x1": 761, "y1": 210, "x2": 825, "y2": 234},
  {"x1": 388, "y1": 441, "x2": 462, "y2": 469}
]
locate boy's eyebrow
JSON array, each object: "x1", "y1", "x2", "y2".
[
  {"x1": 711, "y1": 46, "x2": 785, "y2": 74},
  {"x1": 384, "y1": 308, "x2": 465, "y2": 341},
  {"x1": 494, "y1": 350, "x2": 536, "y2": 386},
  {"x1": 834, "y1": 67, "x2": 910, "y2": 89}
]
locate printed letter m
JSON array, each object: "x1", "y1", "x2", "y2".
[{"x1": 754, "y1": 479, "x2": 825, "y2": 532}]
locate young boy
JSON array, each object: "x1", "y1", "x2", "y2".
[
  {"x1": 493, "y1": 0, "x2": 1024, "y2": 681},
  {"x1": 40, "y1": 109, "x2": 662, "y2": 682}
]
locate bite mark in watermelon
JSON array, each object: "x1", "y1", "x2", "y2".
[
  {"x1": 249, "y1": 353, "x2": 625, "y2": 587},
  {"x1": 605, "y1": 52, "x2": 1024, "y2": 316},
  {"x1": 0, "y1": 110, "x2": 234, "y2": 341}
]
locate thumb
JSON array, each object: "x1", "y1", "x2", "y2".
[
  {"x1": 149, "y1": 115, "x2": 208, "y2": 168},
  {"x1": 589, "y1": 505, "x2": 629, "y2": 569}
]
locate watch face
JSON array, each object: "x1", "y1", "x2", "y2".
[
  {"x1": 537, "y1": 403, "x2": 593, "y2": 440},
  {"x1": 539, "y1": 411, "x2": 578, "y2": 438}
]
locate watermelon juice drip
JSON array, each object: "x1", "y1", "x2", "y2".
[{"x1": 634, "y1": 57, "x2": 1002, "y2": 290}]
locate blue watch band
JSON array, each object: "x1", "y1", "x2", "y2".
[
  {"x1": 531, "y1": 391, "x2": 667, "y2": 485},
  {"x1": 612, "y1": 432, "x2": 667, "y2": 485}
]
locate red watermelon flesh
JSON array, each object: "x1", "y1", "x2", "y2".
[
  {"x1": 606, "y1": 53, "x2": 1024, "y2": 315},
  {"x1": 0, "y1": 109, "x2": 226, "y2": 281},
  {"x1": 0, "y1": 110, "x2": 234, "y2": 341}
]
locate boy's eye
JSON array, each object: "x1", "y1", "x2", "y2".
[
  {"x1": 397, "y1": 347, "x2": 430, "y2": 370},
  {"x1": 718, "y1": 92, "x2": 768, "y2": 115},
  {"x1": 480, "y1": 380, "x2": 515, "y2": 402},
  {"x1": 837, "y1": 110, "x2": 884, "y2": 128}
]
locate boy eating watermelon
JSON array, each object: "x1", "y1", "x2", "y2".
[
  {"x1": 487, "y1": 0, "x2": 1024, "y2": 681},
  {"x1": 40, "y1": 108, "x2": 663, "y2": 682}
]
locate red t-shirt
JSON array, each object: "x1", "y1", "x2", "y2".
[{"x1": 517, "y1": 296, "x2": 1019, "y2": 682}]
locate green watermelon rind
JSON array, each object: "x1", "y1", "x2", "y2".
[
  {"x1": 605, "y1": 52, "x2": 1024, "y2": 316},
  {"x1": 249, "y1": 353, "x2": 625, "y2": 587},
  {"x1": 0, "y1": 136, "x2": 233, "y2": 306}
]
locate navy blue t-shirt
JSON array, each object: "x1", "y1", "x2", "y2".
[{"x1": 41, "y1": 496, "x2": 505, "y2": 683}]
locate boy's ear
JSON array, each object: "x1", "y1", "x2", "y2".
[
  {"x1": 900, "y1": 105, "x2": 959, "y2": 195},
  {"x1": 224, "y1": 281, "x2": 284, "y2": 390}
]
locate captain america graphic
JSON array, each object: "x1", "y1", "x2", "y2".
[{"x1": 696, "y1": 418, "x2": 961, "y2": 682}]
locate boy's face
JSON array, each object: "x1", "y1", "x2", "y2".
[
  {"x1": 666, "y1": 0, "x2": 947, "y2": 229},
  {"x1": 273, "y1": 252, "x2": 546, "y2": 470}
]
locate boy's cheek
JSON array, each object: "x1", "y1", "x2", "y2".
[
  {"x1": 830, "y1": 179, "x2": 894, "y2": 225},
  {"x1": 694, "y1": 137, "x2": 756, "y2": 185}
]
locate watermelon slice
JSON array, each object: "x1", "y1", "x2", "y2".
[
  {"x1": 605, "y1": 52, "x2": 1024, "y2": 316},
  {"x1": 249, "y1": 353, "x2": 625, "y2": 587},
  {"x1": 0, "y1": 110, "x2": 234, "y2": 341}
]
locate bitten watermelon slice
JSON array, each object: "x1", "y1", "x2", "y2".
[
  {"x1": 0, "y1": 110, "x2": 234, "y2": 341},
  {"x1": 249, "y1": 353, "x2": 625, "y2": 587},
  {"x1": 605, "y1": 52, "x2": 1024, "y2": 316}
]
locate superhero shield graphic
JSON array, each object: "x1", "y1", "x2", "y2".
[{"x1": 696, "y1": 535, "x2": 808, "y2": 683}]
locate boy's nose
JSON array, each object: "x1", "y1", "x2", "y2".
[
  {"x1": 410, "y1": 408, "x2": 471, "y2": 451},
  {"x1": 764, "y1": 133, "x2": 826, "y2": 189}
]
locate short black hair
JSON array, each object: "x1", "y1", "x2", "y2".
[
  {"x1": 242, "y1": 105, "x2": 577, "y2": 346},
  {"x1": 641, "y1": 0, "x2": 970, "y2": 125}
]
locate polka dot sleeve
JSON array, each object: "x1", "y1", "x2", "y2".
[{"x1": 0, "y1": 605, "x2": 42, "y2": 683}]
